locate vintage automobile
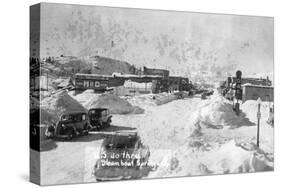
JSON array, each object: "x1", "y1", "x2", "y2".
[
  {"x1": 201, "y1": 89, "x2": 214, "y2": 100},
  {"x1": 45, "y1": 112, "x2": 90, "y2": 140},
  {"x1": 88, "y1": 108, "x2": 112, "y2": 130},
  {"x1": 201, "y1": 92, "x2": 207, "y2": 100},
  {"x1": 93, "y1": 132, "x2": 150, "y2": 181}
]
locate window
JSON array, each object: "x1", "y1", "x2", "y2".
[{"x1": 83, "y1": 80, "x2": 90, "y2": 88}]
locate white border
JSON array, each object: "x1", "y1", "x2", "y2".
[{"x1": 0, "y1": 0, "x2": 279, "y2": 188}]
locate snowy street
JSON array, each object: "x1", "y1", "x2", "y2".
[
  {"x1": 28, "y1": 5, "x2": 274, "y2": 186},
  {"x1": 40, "y1": 91, "x2": 273, "y2": 184},
  {"x1": 113, "y1": 92, "x2": 273, "y2": 177}
]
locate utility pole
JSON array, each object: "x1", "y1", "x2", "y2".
[
  {"x1": 234, "y1": 70, "x2": 242, "y2": 115},
  {"x1": 257, "y1": 97, "x2": 262, "y2": 147},
  {"x1": 46, "y1": 71, "x2": 48, "y2": 91}
]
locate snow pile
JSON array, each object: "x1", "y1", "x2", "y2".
[
  {"x1": 241, "y1": 100, "x2": 273, "y2": 153},
  {"x1": 199, "y1": 94, "x2": 254, "y2": 128},
  {"x1": 241, "y1": 100, "x2": 271, "y2": 123},
  {"x1": 154, "y1": 92, "x2": 178, "y2": 105},
  {"x1": 71, "y1": 89, "x2": 100, "y2": 107},
  {"x1": 126, "y1": 94, "x2": 157, "y2": 110},
  {"x1": 85, "y1": 93, "x2": 144, "y2": 114},
  {"x1": 124, "y1": 99, "x2": 203, "y2": 150},
  {"x1": 151, "y1": 140, "x2": 273, "y2": 178},
  {"x1": 126, "y1": 92, "x2": 190, "y2": 110},
  {"x1": 40, "y1": 109, "x2": 56, "y2": 125},
  {"x1": 41, "y1": 90, "x2": 87, "y2": 122}
]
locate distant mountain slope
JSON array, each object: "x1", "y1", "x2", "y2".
[
  {"x1": 87, "y1": 56, "x2": 137, "y2": 75},
  {"x1": 40, "y1": 4, "x2": 273, "y2": 77},
  {"x1": 44, "y1": 55, "x2": 136, "y2": 76}
]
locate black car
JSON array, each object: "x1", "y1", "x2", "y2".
[
  {"x1": 88, "y1": 108, "x2": 112, "y2": 130},
  {"x1": 93, "y1": 132, "x2": 150, "y2": 181},
  {"x1": 45, "y1": 112, "x2": 90, "y2": 140}
]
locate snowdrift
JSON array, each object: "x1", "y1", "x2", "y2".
[
  {"x1": 71, "y1": 89, "x2": 100, "y2": 107},
  {"x1": 151, "y1": 140, "x2": 273, "y2": 178},
  {"x1": 154, "y1": 93, "x2": 178, "y2": 105},
  {"x1": 41, "y1": 90, "x2": 87, "y2": 122},
  {"x1": 71, "y1": 90, "x2": 144, "y2": 114},
  {"x1": 241, "y1": 100, "x2": 271, "y2": 123},
  {"x1": 126, "y1": 94, "x2": 157, "y2": 109},
  {"x1": 200, "y1": 94, "x2": 255, "y2": 128},
  {"x1": 85, "y1": 93, "x2": 144, "y2": 114},
  {"x1": 126, "y1": 92, "x2": 190, "y2": 111}
]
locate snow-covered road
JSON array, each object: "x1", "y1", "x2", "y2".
[
  {"x1": 113, "y1": 96, "x2": 204, "y2": 149},
  {"x1": 113, "y1": 93, "x2": 273, "y2": 178},
  {"x1": 40, "y1": 93, "x2": 273, "y2": 185}
]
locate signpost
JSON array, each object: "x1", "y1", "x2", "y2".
[
  {"x1": 257, "y1": 97, "x2": 262, "y2": 147},
  {"x1": 234, "y1": 70, "x2": 242, "y2": 115}
]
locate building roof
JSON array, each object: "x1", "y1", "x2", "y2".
[
  {"x1": 243, "y1": 83, "x2": 274, "y2": 89},
  {"x1": 75, "y1": 73, "x2": 163, "y2": 79},
  {"x1": 75, "y1": 73, "x2": 110, "y2": 80}
]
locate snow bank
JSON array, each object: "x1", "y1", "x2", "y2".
[
  {"x1": 151, "y1": 140, "x2": 273, "y2": 178},
  {"x1": 70, "y1": 90, "x2": 144, "y2": 114},
  {"x1": 199, "y1": 94, "x2": 255, "y2": 128},
  {"x1": 241, "y1": 100, "x2": 271, "y2": 123},
  {"x1": 41, "y1": 90, "x2": 87, "y2": 122},
  {"x1": 125, "y1": 99, "x2": 203, "y2": 150},
  {"x1": 126, "y1": 92, "x2": 189, "y2": 110},
  {"x1": 85, "y1": 93, "x2": 144, "y2": 114},
  {"x1": 72, "y1": 89, "x2": 100, "y2": 107},
  {"x1": 154, "y1": 93, "x2": 178, "y2": 105},
  {"x1": 126, "y1": 94, "x2": 157, "y2": 109},
  {"x1": 113, "y1": 91, "x2": 273, "y2": 178}
]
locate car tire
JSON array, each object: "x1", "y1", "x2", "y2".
[{"x1": 67, "y1": 129, "x2": 75, "y2": 140}]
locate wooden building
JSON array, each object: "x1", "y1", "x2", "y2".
[
  {"x1": 242, "y1": 84, "x2": 274, "y2": 102},
  {"x1": 74, "y1": 73, "x2": 109, "y2": 92}
]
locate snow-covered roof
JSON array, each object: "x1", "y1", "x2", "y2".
[
  {"x1": 243, "y1": 83, "x2": 274, "y2": 89},
  {"x1": 112, "y1": 72, "x2": 162, "y2": 78},
  {"x1": 75, "y1": 73, "x2": 110, "y2": 79},
  {"x1": 57, "y1": 78, "x2": 73, "y2": 88}
]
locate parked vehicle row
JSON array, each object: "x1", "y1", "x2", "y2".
[{"x1": 45, "y1": 108, "x2": 112, "y2": 140}]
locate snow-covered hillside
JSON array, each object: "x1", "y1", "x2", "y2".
[{"x1": 40, "y1": 4, "x2": 273, "y2": 77}]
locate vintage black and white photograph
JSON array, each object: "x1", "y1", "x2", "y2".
[{"x1": 30, "y1": 3, "x2": 274, "y2": 185}]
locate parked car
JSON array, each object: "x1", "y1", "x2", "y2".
[
  {"x1": 88, "y1": 108, "x2": 112, "y2": 130},
  {"x1": 201, "y1": 92, "x2": 207, "y2": 100},
  {"x1": 94, "y1": 132, "x2": 150, "y2": 181},
  {"x1": 205, "y1": 89, "x2": 214, "y2": 96},
  {"x1": 45, "y1": 112, "x2": 90, "y2": 140},
  {"x1": 201, "y1": 89, "x2": 214, "y2": 100}
]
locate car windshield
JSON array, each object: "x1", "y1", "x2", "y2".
[
  {"x1": 89, "y1": 109, "x2": 107, "y2": 117},
  {"x1": 104, "y1": 135, "x2": 137, "y2": 150},
  {"x1": 61, "y1": 113, "x2": 86, "y2": 121}
]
